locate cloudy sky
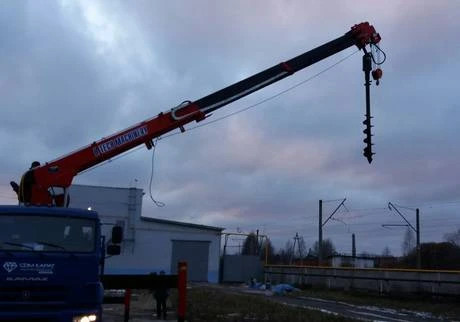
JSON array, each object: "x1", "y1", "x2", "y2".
[{"x1": 1, "y1": 0, "x2": 459, "y2": 256}]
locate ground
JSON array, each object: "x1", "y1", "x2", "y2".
[
  {"x1": 103, "y1": 290, "x2": 176, "y2": 321},
  {"x1": 102, "y1": 284, "x2": 460, "y2": 322}
]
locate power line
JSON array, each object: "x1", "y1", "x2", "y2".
[
  {"x1": 162, "y1": 50, "x2": 359, "y2": 138},
  {"x1": 396, "y1": 200, "x2": 460, "y2": 209},
  {"x1": 341, "y1": 207, "x2": 388, "y2": 213},
  {"x1": 78, "y1": 50, "x2": 359, "y2": 175}
]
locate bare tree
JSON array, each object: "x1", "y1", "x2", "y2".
[
  {"x1": 311, "y1": 238, "x2": 336, "y2": 258},
  {"x1": 242, "y1": 232, "x2": 258, "y2": 255},
  {"x1": 401, "y1": 227, "x2": 415, "y2": 256},
  {"x1": 297, "y1": 236, "x2": 307, "y2": 258},
  {"x1": 259, "y1": 238, "x2": 275, "y2": 262},
  {"x1": 285, "y1": 239, "x2": 295, "y2": 263},
  {"x1": 444, "y1": 228, "x2": 460, "y2": 247},
  {"x1": 276, "y1": 240, "x2": 295, "y2": 264},
  {"x1": 359, "y1": 251, "x2": 371, "y2": 257},
  {"x1": 382, "y1": 246, "x2": 392, "y2": 257}
]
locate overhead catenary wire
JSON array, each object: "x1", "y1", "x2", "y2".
[
  {"x1": 400, "y1": 200, "x2": 460, "y2": 209},
  {"x1": 1, "y1": 177, "x2": 459, "y2": 223},
  {"x1": 322, "y1": 198, "x2": 347, "y2": 203}
]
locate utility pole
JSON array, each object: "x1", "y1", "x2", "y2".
[
  {"x1": 292, "y1": 233, "x2": 303, "y2": 265},
  {"x1": 352, "y1": 233, "x2": 356, "y2": 257},
  {"x1": 416, "y1": 208, "x2": 421, "y2": 269},
  {"x1": 256, "y1": 229, "x2": 259, "y2": 256},
  {"x1": 352, "y1": 233, "x2": 356, "y2": 268},
  {"x1": 318, "y1": 200, "x2": 323, "y2": 265},
  {"x1": 318, "y1": 198, "x2": 346, "y2": 265},
  {"x1": 386, "y1": 202, "x2": 421, "y2": 269},
  {"x1": 290, "y1": 233, "x2": 297, "y2": 265},
  {"x1": 297, "y1": 234, "x2": 304, "y2": 266}
]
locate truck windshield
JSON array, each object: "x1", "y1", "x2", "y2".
[{"x1": 0, "y1": 215, "x2": 96, "y2": 253}]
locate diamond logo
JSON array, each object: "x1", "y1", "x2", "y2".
[{"x1": 3, "y1": 262, "x2": 18, "y2": 273}]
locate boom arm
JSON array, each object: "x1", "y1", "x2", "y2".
[{"x1": 22, "y1": 22, "x2": 384, "y2": 206}]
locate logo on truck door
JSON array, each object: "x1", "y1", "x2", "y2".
[
  {"x1": 2, "y1": 262, "x2": 54, "y2": 274},
  {"x1": 3, "y1": 262, "x2": 18, "y2": 273}
]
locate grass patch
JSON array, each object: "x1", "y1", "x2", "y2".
[{"x1": 181, "y1": 286, "x2": 357, "y2": 322}]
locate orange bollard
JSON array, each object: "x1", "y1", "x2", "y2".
[
  {"x1": 124, "y1": 288, "x2": 131, "y2": 322},
  {"x1": 177, "y1": 261, "x2": 187, "y2": 322}
]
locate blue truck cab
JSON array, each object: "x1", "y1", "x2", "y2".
[{"x1": 0, "y1": 205, "x2": 120, "y2": 322}]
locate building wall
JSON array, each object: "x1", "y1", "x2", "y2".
[
  {"x1": 69, "y1": 185, "x2": 142, "y2": 253},
  {"x1": 69, "y1": 184, "x2": 222, "y2": 283},
  {"x1": 105, "y1": 220, "x2": 221, "y2": 282},
  {"x1": 331, "y1": 257, "x2": 375, "y2": 268}
]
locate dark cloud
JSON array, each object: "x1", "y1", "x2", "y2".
[{"x1": 1, "y1": 1, "x2": 459, "y2": 255}]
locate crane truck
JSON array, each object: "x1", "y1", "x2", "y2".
[{"x1": 0, "y1": 22, "x2": 385, "y2": 321}]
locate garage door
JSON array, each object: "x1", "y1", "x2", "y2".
[{"x1": 171, "y1": 240, "x2": 210, "y2": 282}]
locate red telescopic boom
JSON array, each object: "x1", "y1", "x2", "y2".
[{"x1": 16, "y1": 22, "x2": 384, "y2": 206}]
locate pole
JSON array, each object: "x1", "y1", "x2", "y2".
[
  {"x1": 177, "y1": 261, "x2": 187, "y2": 322},
  {"x1": 352, "y1": 233, "x2": 356, "y2": 258},
  {"x1": 290, "y1": 233, "x2": 296, "y2": 265},
  {"x1": 352, "y1": 233, "x2": 356, "y2": 268},
  {"x1": 220, "y1": 234, "x2": 228, "y2": 283},
  {"x1": 265, "y1": 236, "x2": 268, "y2": 265},
  {"x1": 318, "y1": 199, "x2": 323, "y2": 265},
  {"x1": 416, "y1": 208, "x2": 421, "y2": 269},
  {"x1": 388, "y1": 202, "x2": 421, "y2": 269},
  {"x1": 123, "y1": 288, "x2": 131, "y2": 322},
  {"x1": 256, "y1": 229, "x2": 259, "y2": 256},
  {"x1": 223, "y1": 234, "x2": 228, "y2": 256},
  {"x1": 297, "y1": 233, "x2": 304, "y2": 265}
]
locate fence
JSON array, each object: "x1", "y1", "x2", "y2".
[
  {"x1": 221, "y1": 255, "x2": 263, "y2": 283},
  {"x1": 265, "y1": 265, "x2": 460, "y2": 296}
]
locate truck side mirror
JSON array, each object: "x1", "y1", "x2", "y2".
[
  {"x1": 107, "y1": 244, "x2": 121, "y2": 256},
  {"x1": 111, "y1": 226, "x2": 123, "y2": 244}
]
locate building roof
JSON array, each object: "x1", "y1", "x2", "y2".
[
  {"x1": 140, "y1": 216, "x2": 225, "y2": 232},
  {"x1": 329, "y1": 254, "x2": 383, "y2": 260},
  {"x1": 0, "y1": 205, "x2": 98, "y2": 219},
  {"x1": 71, "y1": 184, "x2": 143, "y2": 193}
]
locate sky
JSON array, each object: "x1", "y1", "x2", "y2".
[{"x1": 1, "y1": 0, "x2": 460, "y2": 256}]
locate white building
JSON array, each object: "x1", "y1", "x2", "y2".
[
  {"x1": 69, "y1": 184, "x2": 224, "y2": 283},
  {"x1": 330, "y1": 255, "x2": 375, "y2": 269}
]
